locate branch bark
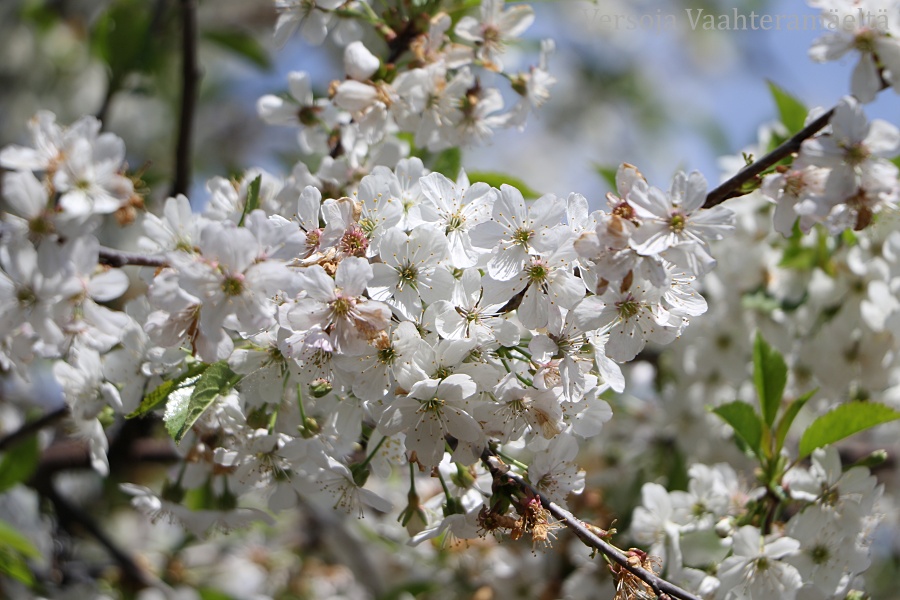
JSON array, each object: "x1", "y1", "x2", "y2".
[
  {"x1": 703, "y1": 108, "x2": 834, "y2": 209},
  {"x1": 481, "y1": 449, "x2": 702, "y2": 600},
  {"x1": 172, "y1": 0, "x2": 201, "y2": 197},
  {"x1": 98, "y1": 246, "x2": 168, "y2": 268},
  {"x1": 0, "y1": 407, "x2": 69, "y2": 452}
]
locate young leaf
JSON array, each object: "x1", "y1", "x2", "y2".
[
  {"x1": 712, "y1": 401, "x2": 763, "y2": 458},
  {"x1": 773, "y1": 388, "x2": 816, "y2": 456},
  {"x1": 466, "y1": 171, "x2": 541, "y2": 199},
  {"x1": 0, "y1": 519, "x2": 41, "y2": 558},
  {"x1": 0, "y1": 435, "x2": 39, "y2": 493},
  {"x1": 238, "y1": 175, "x2": 262, "y2": 227},
  {"x1": 203, "y1": 30, "x2": 272, "y2": 70},
  {"x1": 165, "y1": 361, "x2": 240, "y2": 443},
  {"x1": 593, "y1": 164, "x2": 618, "y2": 191},
  {"x1": 767, "y1": 80, "x2": 808, "y2": 134},
  {"x1": 753, "y1": 332, "x2": 787, "y2": 428},
  {"x1": 431, "y1": 147, "x2": 462, "y2": 179},
  {"x1": 798, "y1": 402, "x2": 900, "y2": 458},
  {"x1": 126, "y1": 362, "x2": 210, "y2": 419}
]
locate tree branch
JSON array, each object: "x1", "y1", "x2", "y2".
[
  {"x1": 98, "y1": 246, "x2": 168, "y2": 268},
  {"x1": 481, "y1": 449, "x2": 701, "y2": 600},
  {"x1": 35, "y1": 480, "x2": 156, "y2": 590},
  {"x1": 703, "y1": 108, "x2": 834, "y2": 209},
  {"x1": 171, "y1": 0, "x2": 201, "y2": 197},
  {"x1": 0, "y1": 407, "x2": 69, "y2": 452}
]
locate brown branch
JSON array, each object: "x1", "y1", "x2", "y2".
[
  {"x1": 171, "y1": 0, "x2": 201, "y2": 197},
  {"x1": 99, "y1": 246, "x2": 168, "y2": 268},
  {"x1": 481, "y1": 449, "x2": 701, "y2": 600},
  {"x1": 0, "y1": 407, "x2": 69, "y2": 452},
  {"x1": 703, "y1": 108, "x2": 834, "y2": 209}
]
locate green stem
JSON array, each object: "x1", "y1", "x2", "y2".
[{"x1": 358, "y1": 435, "x2": 388, "y2": 470}]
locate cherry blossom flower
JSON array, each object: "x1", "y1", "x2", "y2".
[
  {"x1": 378, "y1": 373, "x2": 483, "y2": 468},
  {"x1": 454, "y1": 0, "x2": 535, "y2": 71},
  {"x1": 717, "y1": 526, "x2": 802, "y2": 600},
  {"x1": 285, "y1": 257, "x2": 391, "y2": 356},
  {"x1": 471, "y1": 186, "x2": 566, "y2": 281}
]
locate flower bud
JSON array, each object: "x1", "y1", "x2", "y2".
[{"x1": 344, "y1": 41, "x2": 380, "y2": 81}]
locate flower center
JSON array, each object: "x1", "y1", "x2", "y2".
[
  {"x1": 527, "y1": 260, "x2": 549, "y2": 283},
  {"x1": 669, "y1": 212, "x2": 686, "y2": 233},
  {"x1": 331, "y1": 295, "x2": 353, "y2": 317},
  {"x1": 843, "y1": 142, "x2": 870, "y2": 166},
  {"x1": 221, "y1": 274, "x2": 245, "y2": 296},
  {"x1": 340, "y1": 225, "x2": 369, "y2": 257},
  {"x1": 854, "y1": 28, "x2": 876, "y2": 53},
  {"x1": 398, "y1": 263, "x2": 418, "y2": 289},
  {"x1": 421, "y1": 396, "x2": 445, "y2": 413},
  {"x1": 16, "y1": 286, "x2": 37, "y2": 308},
  {"x1": 616, "y1": 294, "x2": 640, "y2": 320},
  {"x1": 512, "y1": 227, "x2": 533, "y2": 246},
  {"x1": 446, "y1": 212, "x2": 465, "y2": 233},
  {"x1": 810, "y1": 544, "x2": 830, "y2": 565},
  {"x1": 306, "y1": 228, "x2": 322, "y2": 252}
]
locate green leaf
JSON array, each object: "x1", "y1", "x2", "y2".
[
  {"x1": 431, "y1": 147, "x2": 462, "y2": 179},
  {"x1": 753, "y1": 332, "x2": 787, "y2": 428},
  {"x1": 767, "y1": 80, "x2": 808, "y2": 134},
  {"x1": 773, "y1": 388, "x2": 816, "y2": 455},
  {"x1": 712, "y1": 401, "x2": 763, "y2": 458},
  {"x1": 165, "y1": 361, "x2": 240, "y2": 443},
  {"x1": 91, "y1": 0, "x2": 166, "y2": 83},
  {"x1": 203, "y1": 30, "x2": 271, "y2": 70},
  {"x1": 238, "y1": 175, "x2": 262, "y2": 227},
  {"x1": 127, "y1": 363, "x2": 210, "y2": 419},
  {"x1": 0, "y1": 520, "x2": 41, "y2": 558},
  {"x1": 198, "y1": 588, "x2": 238, "y2": 600},
  {"x1": 466, "y1": 171, "x2": 541, "y2": 199},
  {"x1": 0, "y1": 435, "x2": 39, "y2": 493},
  {"x1": 593, "y1": 164, "x2": 618, "y2": 191},
  {"x1": 798, "y1": 402, "x2": 900, "y2": 459}
]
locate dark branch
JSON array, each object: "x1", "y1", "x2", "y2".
[
  {"x1": 172, "y1": 0, "x2": 201, "y2": 197},
  {"x1": 481, "y1": 449, "x2": 702, "y2": 600},
  {"x1": 703, "y1": 108, "x2": 834, "y2": 209},
  {"x1": 36, "y1": 481, "x2": 155, "y2": 589},
  {"x1": 0, "y1": 407, "x2": 69, "y2": 452},
  {"x1": 99, "y1": 246, "x2": 168, "y2": 268}
]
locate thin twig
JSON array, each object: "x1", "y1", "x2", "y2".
[
  {"x1": 0, "y1": 407, "x2": 69, "y2": 452},
  {"x1": 703, "y1": 108, "x2": 834, "y2": 209},
  {"x1": 172, "y1": 0, "x2": 200, "y2": 197},
  {"x1": 481, "y1": 449, "x2": 702, "y2": 600},
  {"x1": 99, "y1": 246, "x2": 168, "y2": 268}
]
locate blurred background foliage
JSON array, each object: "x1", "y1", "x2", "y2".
[{"x1": 2, "y1": 0, "x2": 900, "y2": 599}]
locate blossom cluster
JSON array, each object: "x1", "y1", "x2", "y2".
[
  {"x1": 259, "y1": 0, "x2": 555, "y2": 197},
  {"x1": 630, "y1": 448, "x2": 882, "y2": 599},
  {"x1": 2, "y1": 0, "x2": 900, "y2": 598},
  {"x1": 762, "y1": 96, "x2": 900, "y2": 235}
]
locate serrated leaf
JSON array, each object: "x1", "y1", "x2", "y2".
[
  {"x1": 203, "y1": 30, "x2": 271, "y2": 70},
  {"x1": 799, "y1": 402, "x2": 900, "y2": 458},
  {"x1": 774, "y1": 388, "x2": 816, "y2": 455},
  {"x1": 127, "y1": 363, "x2": 210, "y2": 419},
  {"x1": 753, "y1": 332, "x2": 787, "y2": 428},
  {"x1": 767, "y1": 80, "x2": 808, "y2": 134},
  {"x1": 712, "y1": 401, "x2": 763, "y2": 458},
  {"x1": 466, "y1": 171, "x2": 541, "y2": 199},
  {"x1": 0, "y1": 435, "x2": 39, "y2": 493},
  {"x1": 431, "y1": 147, "x2": 462, "y2": 179},
  {"x1": 238, "y1": 175, "x2": 262, "y2": 227},
  {"x1": 165, "y1": 361, "x2": 240, "y2": 443}
]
